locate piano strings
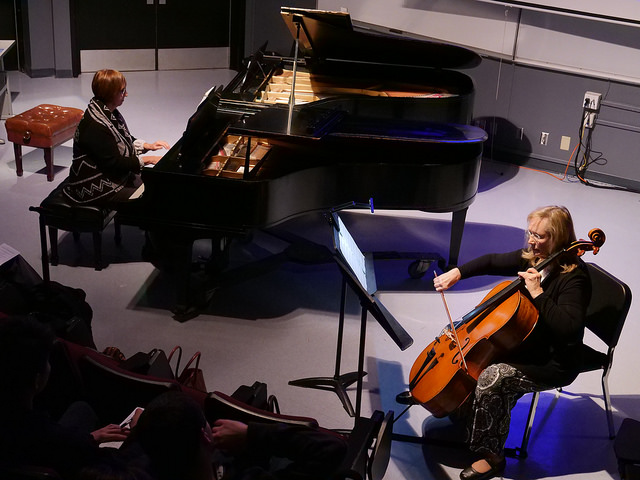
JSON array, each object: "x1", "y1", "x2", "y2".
[{"x1": 256, "y1": 68, "x2": 459, "y2": 105}]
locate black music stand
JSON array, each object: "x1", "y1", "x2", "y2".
[{"x1": 289, "y1": 212, "x2": 413, "y2": 417}]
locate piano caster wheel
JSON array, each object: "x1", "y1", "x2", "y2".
[
  {"x1": 408, "y1": 259, "x2": 432, "y2": 279},
  {"x1": 172, "y1": 305, "x2": 201, "y2": 323}
]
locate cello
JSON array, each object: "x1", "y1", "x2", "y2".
[{"x1": 400, "y1": 228, "x2": 605, "y2": 417}]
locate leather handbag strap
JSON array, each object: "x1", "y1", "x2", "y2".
[
  {"x1": 182, "y1": 351, "x2": 201, "y2": 374},
  {"x1": 167, "y1": 346, "x2": 183, "y2": 378}
]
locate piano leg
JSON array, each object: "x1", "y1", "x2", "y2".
[
  {"x1": 172, "y1": 236, "x2": 231, "y2": 322},
  {"x1": 172, "y1": 238, "x2": 197, "y2": 322},
  {"x1": 143, "y1": 230, "x2": 211, "y2": 322},
  {"x1": 448, "y1": 207, "x2": 468, "y2": 268}
]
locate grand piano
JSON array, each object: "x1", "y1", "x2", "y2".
[{"x1": 119, "y1": 7, "x2": 487, "y2": 318}]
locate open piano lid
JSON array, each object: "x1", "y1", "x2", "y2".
[{"x1": 281, "y1": 7, "x2": 481, "y2": 71}]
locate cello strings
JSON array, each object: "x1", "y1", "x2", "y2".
[{"x1": 434, "y1": 272, "x2": 468, "y2": 372}]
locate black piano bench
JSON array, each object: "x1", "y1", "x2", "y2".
[{"x1": 29, "y1": 183, "x2": 121, "y2": 280}]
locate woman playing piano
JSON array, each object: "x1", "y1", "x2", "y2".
[
  {"x1": 433, "y1": 205, "x2": 591, "y2": 480},
  {"x1": 63, "y1": 69, "x2": 170, "y2": 206}
]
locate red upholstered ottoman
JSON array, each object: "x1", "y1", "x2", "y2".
[{"x1": 4, "y1": 104, "x2": 83, "y2": 181}]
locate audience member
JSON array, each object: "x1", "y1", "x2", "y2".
[
  {"x1": 0, "y1": 316, "x2": 129, "y2": 479},
  {"x1": 125, "y1": 391, "x2": 348, "y2": 480},
  {"x1": 78, "y1": 456, "x2": 154, "y2": 480}
]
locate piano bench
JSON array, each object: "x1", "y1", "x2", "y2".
[
  {"x1": 4, "y1": 104, "x2": 83, "y2": 181},
  {"x1": 29, "y1": 183, "x2": 121, "y2": 280}
]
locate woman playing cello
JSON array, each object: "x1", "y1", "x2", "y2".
[{"x1": 433, "y1": 206, "x2": 592, "y2": 480}]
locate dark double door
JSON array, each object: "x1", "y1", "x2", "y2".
[{"x1": 73, "y1": 0, "x2": 233, "y2": 72}]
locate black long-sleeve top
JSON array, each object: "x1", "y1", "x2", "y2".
[
  {"x1": 209, "y1": 422, "x2": 348, "y2": 480},
  {"x1": 458, "y1": 249, "x2": 592, "y2": 386},
  {"x1": 72, "y1": 108, "x2": 142, "y2": 176}
]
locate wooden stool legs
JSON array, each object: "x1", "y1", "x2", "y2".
[
  {"x1": 13, "y1": 143, "x2": 55, "y2": 181},
  {"x1": 44, "y1": 147, "x2": 54, "y2": 182},
  {"x1": 14, "y1": 143, "x2": 22, "y2": 177}
]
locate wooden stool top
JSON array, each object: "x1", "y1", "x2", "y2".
[{"x1": 5, "y1": 104, "x2": 84, "y2": 148}]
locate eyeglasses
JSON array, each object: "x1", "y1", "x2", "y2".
[
  {"x1": 120, "y1": 88, "x2": 127, "y2": 95},
  {"x1": 526, "y1": 230, "x2": 546, "y2": 241}
]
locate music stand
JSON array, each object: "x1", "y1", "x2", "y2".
[{"x1": 289, "y1": 211, "x2": 413, "y2": 417}]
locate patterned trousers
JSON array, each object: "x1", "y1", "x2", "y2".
[{"x1": 459, "y1": 363, "x2": 553, "y2": 457}]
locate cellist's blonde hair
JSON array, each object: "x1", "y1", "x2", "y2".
[{"x1": 522, "y1": 205, "x2": 578, "y2": 273}]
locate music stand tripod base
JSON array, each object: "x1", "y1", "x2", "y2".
[{"x1": 289, "y1": 370, "x2": 367, "y2": 417}]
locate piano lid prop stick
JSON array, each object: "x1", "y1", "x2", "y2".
[{"x1": 287, "y1": 17, "x2": 302, "y2": 135}]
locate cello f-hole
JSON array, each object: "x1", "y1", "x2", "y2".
[{"x1": 452, "y1": 337, "x2": 470, "y2": 365}]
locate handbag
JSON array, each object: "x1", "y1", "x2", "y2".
[
  {"x1": 177, "y1": 351, "x2": 207, "y2": 392},
  {"x1": 231, "y1": 381, "x2": 279, "y2": 413},
  {"x1": 120, "y1": 348, "x2": 174, "y2": 380}
]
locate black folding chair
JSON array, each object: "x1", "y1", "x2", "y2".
[{"x1": 511, "y1": 262, "x2": 632, "y2": 458}]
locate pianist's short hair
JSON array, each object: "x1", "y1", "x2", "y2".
[{"x1": 92, "y1": 69, "x2": 127, "y2": 104}]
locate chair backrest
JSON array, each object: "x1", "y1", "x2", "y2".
[
  {"x1": 205, "y1": 391, "x2": 318, "y2": 428},
  {"x1": 585, "y1": 263, "x2": 632, "y2": 349},
  {"x1": 336, "y1": 410, "x2": 394, "y2": 480},
  {"x1": 33, "y1": 339, "x2": 84, "y2": 420},
  {"x1": 367, "y1": 411, "x2": 394, "y2": 480},
  {"x1": 338, "y1": 412, "x2": 381, "y2": 480},
  {"x1": 78, "y1": 355, "x2": 181, "y2": 424}
]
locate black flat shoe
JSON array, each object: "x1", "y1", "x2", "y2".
[{"x1": 459, "y1": 458, "x2": 506, "y2": 480}]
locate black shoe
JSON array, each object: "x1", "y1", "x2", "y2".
[{"x1": 459, "y1": 458, "x2": 506, "y2": 480}]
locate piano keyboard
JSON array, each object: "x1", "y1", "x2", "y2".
[{"x1": 202, "y1": 135, "x2": 271, "y2": 178}]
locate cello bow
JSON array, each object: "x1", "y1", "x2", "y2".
[{"x1": 434, "y1": 271, "x2": 469, "y2": 373}]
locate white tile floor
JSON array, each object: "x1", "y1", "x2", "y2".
[{"x1": 1, "y1": 69, "x2": 639, "y2": 480}]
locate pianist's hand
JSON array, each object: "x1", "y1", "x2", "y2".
[
  {"x1": 143, "y1": 140, "x2": 171, "y2": 151},
  {"x1": 142, "y1": 155, "x2": 162, "y2": 165}
]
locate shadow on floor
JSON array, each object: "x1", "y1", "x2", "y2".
[{"x1": 50, "y1": 210, "x2": 528, "y2": 319}]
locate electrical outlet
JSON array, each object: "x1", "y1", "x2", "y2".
[
  {"x1": 584, "y1": 91, "x2": 602, "y2": 111},
  {"x1": 584, "y1": 112, "x2": 596, "y2": 129},
  {"x1": 540, "y1": 132, "x2": 549, "y2": 145}
]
